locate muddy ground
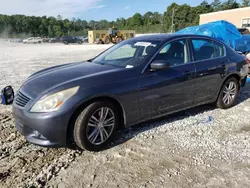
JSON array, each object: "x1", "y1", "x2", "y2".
[{"x1": 1, "y1": 41, "x2": 250, "y2": 188}]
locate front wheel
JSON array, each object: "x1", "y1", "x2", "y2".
[
  {"x1": 216, "y1": 77, "x2": 239, "y2": 109},
  {"x1": 116, "y1": 37, "x2": 123, "y2": 43},
  {"x1": 73, "y1": 101, "x2": 120, "y2": 151},
  {"x1": 104, "y1": 37, "x2": 111, "y2": 44}
]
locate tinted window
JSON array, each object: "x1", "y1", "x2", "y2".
[
  {"x1": 213, "y1": 41, "x2": 225, "y2": 57},
  {"x1": 192, "y1": 39, "x2": 225, "y2": 61},
  {"x1": 153, "y1": 39, "x2": 189, "y2": 66}
]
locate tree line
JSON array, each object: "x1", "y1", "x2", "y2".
[{"x1": 0, "y1": 0, "x2": 249, "y2": 38}]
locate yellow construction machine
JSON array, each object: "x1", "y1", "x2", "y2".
[{"x1": 97, "y1": 27, "x2": 124, "y2": 44}]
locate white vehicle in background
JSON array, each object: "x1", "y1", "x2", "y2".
[{"x1": 23, "y1": 37, "x2": 43, "y2": 44}]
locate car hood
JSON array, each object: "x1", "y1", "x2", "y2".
[{"x1": 20, "y1": 62, "x2": 122, "y2": 98}]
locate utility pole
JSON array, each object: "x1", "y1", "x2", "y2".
[{"x1": 171, "y1": 8, "x2": 176, "y2": 33}]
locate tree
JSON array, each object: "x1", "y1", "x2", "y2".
[
  {"x1": 151, "y1": 12, "x2": 162, "y2": 25},
  {"x1": 97, "y1": 20, "x2": 109, "y2": 29},
  {"x1": 211, "y1": 0, "x2": 222, "y2": 11},
  {"x1": 222, "y1": 0, "x2": 240, "y2": 10},
  {"x1": 57, "y1": 15, "x2": 63, "y2": 20},
  {"x1": 241, "y1": 0, "x2": 250, "y2": 7},
  {"x1": 129, "y1": 13, "x2": 143, "y2": 27},
  {"x1": 115, "y1": 18, "x2": 126, "y2": 29},
  {"x1": 89, "y1": 20, "x2": 96, "y2": 30},
  {"x1": 143, "y1": 11, "x2": 153, "y2": 25},
  {"x1": 1, "y1": 0, "x2": 246, "y2": 38}
]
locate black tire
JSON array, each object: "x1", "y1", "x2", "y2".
[
  {"x1": 104, "y1": 37, "x2": 110, "y2": 44},
  {"x1": 73, "y1": 101, "x2": 120, "y2": 151},
  {"x1": 38, "y1": 41, "x2": 41, "y2": 44},
  {"x1": 78, "y1": 41, "x2": 83, "y2": 44},
  {"x1": 216, "y1": 77, "x2": 239, "y2": 109},
  {"x1": 63, "y1": 41, "x2": 68, "y2": 45},
  {"x1": 116, "y1": 37, "x2": 123, "y2": 43}
]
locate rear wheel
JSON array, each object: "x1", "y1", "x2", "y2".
[
  {"x1": 78, "y1": 41, "x2": 83, "y2": 44},
  {"x1": 216, "y1": 77, "x2": 239, "y2": 109},
  {"x1": 73, "y1": 101, "x2": 120, "y2": 151},
  {"x1": 63, "y1": 41, "x2": 68, "y2": 45}
]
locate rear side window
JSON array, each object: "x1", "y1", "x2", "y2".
[
  {"x1": 213, "y1": 42, "x2": 225, "y2": 57},
  {"x1": 191, "y1": 39, "x2": 225, "y2": 61}
]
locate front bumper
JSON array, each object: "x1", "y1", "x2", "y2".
[{"x1": 12, "y1": 104, "x2": 70, "y2": 148}]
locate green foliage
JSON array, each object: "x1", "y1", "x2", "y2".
[
  {"x1": 241, "y1": 0, "x2": 250, "y2": 7},
  {"x1": 221, "y1": 0, "x2": 240, "y2": 10},
  {"x1": 0, "y1": 0, "x2": 247, "y2": 38}
]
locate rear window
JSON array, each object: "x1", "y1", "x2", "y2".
[{"x1": 191, "y1": 39, "x2": 225, "y2": 61}]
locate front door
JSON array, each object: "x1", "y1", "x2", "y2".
[{"x1": 138, "y1": 39, "x2": 196, "y2": 120}]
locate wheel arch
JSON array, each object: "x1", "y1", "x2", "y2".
[
  {"x1": 215, "y1": 73, "x2": 241, "y2": 101},
  {"x1": 66, "y1": 96, "x2": 126, "y2": 147}
]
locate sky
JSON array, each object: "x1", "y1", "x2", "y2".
[{"x1": 0, "y1": 0, "x2": 227, "y2": 21}]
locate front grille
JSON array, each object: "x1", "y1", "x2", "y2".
[{"x1": 15, "y1": 92, "x2": 31, "y2": 107}]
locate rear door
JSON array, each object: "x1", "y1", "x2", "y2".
[{"x1": 189, "y1": 38, "x2": 228, "y2": 103}]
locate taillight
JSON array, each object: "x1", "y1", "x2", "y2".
[{"x1": 245, "y1": 57, "x2": 250, "y2": 64}]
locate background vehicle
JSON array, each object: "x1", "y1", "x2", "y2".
[
  {"x1": 82, "y1": 37, "x2": 88, "y2": 43},
  {"x1": 49, "y1": 37, "x2": 61, "y2": 43},
  {"x1": 12, "y1": 34, "x2": 248, "y2": 152},
  {"x1": 98, "y1": 27, "x2": 124, "y2": 44},
  {"x1": 23, "y1": 37, "x2": 43, "y2": 44},
  {"x1": 42, "y1": 38, "x2": 51, "y2": 43},
  {"x1": 60, "y1": 36, "x2": 83, "y2": 45}
]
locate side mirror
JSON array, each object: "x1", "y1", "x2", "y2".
[{"x1": 150, "y1": 60, "x2": 170, "y2": 71}]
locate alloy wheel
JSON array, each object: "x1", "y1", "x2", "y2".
[
  {"x1": 222, "y1": 81, "x2": 237, "y2": 105},
  {"x1": 86, "y1": 107, "x2": 115, "y2": 145}
]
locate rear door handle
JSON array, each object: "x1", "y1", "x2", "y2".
[
  {"x1": 220, "y1": 62, "x2": 226, "y2": 67},
  {"x1": 220, "y1": 59, "x2": 229, "y2": 67},
  {"x1": 183, "y1": 69, "x2": 192, "y2": 75}
]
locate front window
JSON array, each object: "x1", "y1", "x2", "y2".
[
  {"x1": 92, "y1": 40, "x2": 161, "y2": 68},
  {"x1": 152, "y1": 39, "x2": 189, "y2": 67}
]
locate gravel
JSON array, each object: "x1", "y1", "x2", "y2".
[{"x1": 1, "y1": 41, "x2": 250, "y2": 188}]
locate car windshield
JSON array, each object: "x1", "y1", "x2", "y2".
[{"x1": 92, "y1": 40, "x2": 161, "y2": 68}]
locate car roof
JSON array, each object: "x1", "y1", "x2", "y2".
[{"x1": 133, "y1": 34, "x2": 221, "y2": 42}]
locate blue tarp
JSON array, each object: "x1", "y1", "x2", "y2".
[
  {"x1": 238, "y1": 34, "x2": 250, "y2": 52},
  {"x1": 175, "y1": 20, "x2": 250, "y2": 53}
]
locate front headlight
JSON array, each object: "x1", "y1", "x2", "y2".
[{"x1": 30, "y1": 86, "x2": 79, "y2": 113}]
